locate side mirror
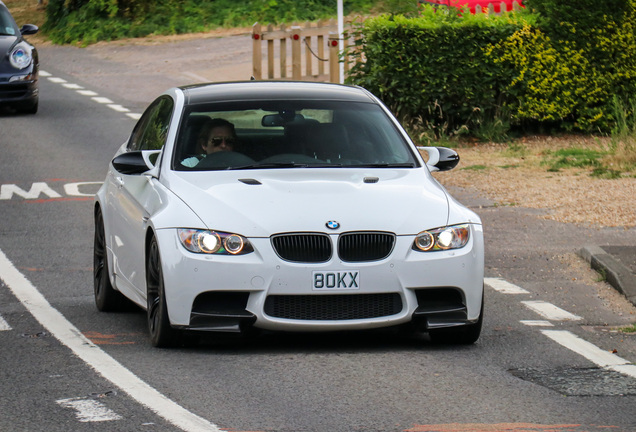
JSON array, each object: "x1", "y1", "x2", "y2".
[
  {"x1": 112, "y1": 150, "x2": 161, "y2": 175},
  {"x1": 20, "y1": 24, "x2": 39, "y2": 36},
  {"x1": 419, "y1": 146, "x2": 460, "y2": 172}
]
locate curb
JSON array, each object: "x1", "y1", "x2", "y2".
[{"x1": 579, "y1": 245, "x2": 636, "y2": 308}]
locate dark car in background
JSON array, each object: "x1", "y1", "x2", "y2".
[{"x1": 0, "y1": 0, "x2": 39, "y2": 114}]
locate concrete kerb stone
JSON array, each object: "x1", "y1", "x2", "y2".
[{"x1": 579, "y1": 245, "x2": 636, "y2": 307}]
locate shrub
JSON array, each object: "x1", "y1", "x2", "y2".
[{"x1": 347, "y1": 7, "x2": 528, "y2": 137}]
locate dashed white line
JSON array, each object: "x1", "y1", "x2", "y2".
[
  {"x1": 484, "y1": 277, "x2": 529, "y2": 294},
  {"x1": 0, "y1": 248, "x2": 221, "y2": 432},
  {"x1": 40, "y1": 70, "x2": 142, "y2": 119},
  {"x1": 520, "y1": 320, "x2": 554, "y2": 327},
  {"x1": 92, "y1": 97, "x2": 114, "y2": 104},
  {"x1": 107, "y1": 104, "x2": 130, "y2": 113},
  {"x1": 522, "y1": 300, "x2": 582, "y2": 321},
  {"x1": 0, "y1": 314, "x2": 11, "y2": 331},
  {"x1": 62, "y1": 83, "x2": 84, "y2": 90},
  {"x1": 57, "y1": 397, "x2": 123, "y2": 422}
]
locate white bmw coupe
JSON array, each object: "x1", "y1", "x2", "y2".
[{"x1": 94, "y1": 81, "x2": 484, "y2": 347}]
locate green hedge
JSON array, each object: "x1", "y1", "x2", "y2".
[
  {"x1": 347, "y1": 1, "x2": 636, "y2": 136},
  {"x1": 346, "y1": 8, "x2": 529, "y2": 138}
]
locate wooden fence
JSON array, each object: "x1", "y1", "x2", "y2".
[{"x1": 252, "y1": 20, "x2": 355, "y2": 84}]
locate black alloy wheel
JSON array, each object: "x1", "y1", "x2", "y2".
[
  {"x1": 146, "y1": 236, "x2": 179, "y2": 347},
  {"x1": 94, "y1": 209, "x2": 126, "y2": 311}
]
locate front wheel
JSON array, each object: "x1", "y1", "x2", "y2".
[{"x1": 146, "y1": 236, "x2": 179, "y2": 347}]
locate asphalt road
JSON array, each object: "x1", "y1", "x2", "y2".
[{"x1": 1, "y1": 35, "x2": 636, "y2": 432}]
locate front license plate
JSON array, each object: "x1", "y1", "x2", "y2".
[{"x1": 312, "y1": 271, "x2": 360, "y2": 291}]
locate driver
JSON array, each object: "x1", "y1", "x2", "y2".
[{"x1": 182, "y1": 118, "x2": 237, "y2": 167}]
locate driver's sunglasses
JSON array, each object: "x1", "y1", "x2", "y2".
[{"x1": 209, "y1": 136, "x2": 236, "y2": 147}]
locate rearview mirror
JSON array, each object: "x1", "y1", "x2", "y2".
[{"x1": 262, "y1": 113, "x2": 305, "y2": 127}]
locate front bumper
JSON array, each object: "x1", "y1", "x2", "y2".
[
  {"x1": 156, "y1": 224, "x2": 484, "y2": 333},
  {"x1": 0, "y1": 76, "x2": 38, "y2": 107}
]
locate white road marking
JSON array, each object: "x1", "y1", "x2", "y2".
[
  {"x1": 62, "y1": 83, "x2": 84, "y2": 90},
  {"x1": 92, "y1": 97, "x2": 114, "y2": 104},
  {"x1": 56, "y1": 397, "x2": 123, "y2": 422},
  {"x1": 608, "y1": 364, "x2": 636, "y2": 379},
  {"x1": 542, "y1": 330, "x2": 635, "y2": 378},
  {"x1": 0, "y1": 248, "x2": 222, "y2": 432},
  {"x1": 39, "y1": 70, "x2": 142, "y2": 121},
  {"x1": 521, "y1": 300, "x2": 582, "y2": 321},
  {"x1": 520, "y1": 320, "x2": 554, "y2": 327},
  {"x1": 484, "y1": 277, "x2": 529, "y2": 294},
  {"x1": 0, "y1": 314, "x2": 11, "y2": 331},
  {"x1": 107, "y1": 104, "x2": 130, "y2": 113}
]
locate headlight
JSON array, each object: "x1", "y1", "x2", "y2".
[
  {"x1": 413, "y1": 224, "x2": 470, "y2": 252},
  {"x1": 177, "y1": 229, "x2": 253, "y2": 255},
  {"x1": 10, "y1": 43, "x2": 32, "y2": 69}
]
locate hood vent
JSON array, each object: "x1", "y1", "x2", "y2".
[{"x1": 239, "y1": 178, "x2": 262, "y2": 185}]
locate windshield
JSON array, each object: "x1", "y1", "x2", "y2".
[
  {"x1": 172, "y1": 100, "x2": 419, "y2": 171},
  {"x1": 0, "y1": 7, "x2": 18, "y2": 36}
]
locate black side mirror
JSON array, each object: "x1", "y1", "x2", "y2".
[
  {"x1": 112, "y1": 152, "x2": 151, "y2": 175},
  {"x1": 20, "y1": 24, "x2": 39, "y2": 36},
  {"x1": 434, "y1": 147, "x2": 460, "y2": 171},
  {"x1": 420, "y1": 146, "x2": 460, "y2": 172}
]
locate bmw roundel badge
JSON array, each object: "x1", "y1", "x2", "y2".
[{"x1": 326, "y1": 221, "x2": 340, "y2": 230}]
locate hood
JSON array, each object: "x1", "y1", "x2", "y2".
[
  {"x1": 165, "y1": 168, "x2": 450, "y2": 237},
  {"x1": 0, "y1": 35, "x2": 17, "y2": 56}
]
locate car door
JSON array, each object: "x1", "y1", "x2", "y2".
[{"x1": 105, "y1": 96, "x2": 174, "y2": 304}]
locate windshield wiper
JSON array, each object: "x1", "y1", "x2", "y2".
[
  {"x1": 354, "y1": 163, "x2": 416, "y2": 168},
  {"x1": 230, "y1": 162, "x2": 342, "y2": 170}
]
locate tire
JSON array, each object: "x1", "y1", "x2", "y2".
[
  {"x1": 94, "y1": 209, "x2": 126, "y2": 311},
  {"x1": 428, "y1": 292, "x2": 484, "y2": 345},
  {"x1": 19, "y1": 98, "x2": 38, "y2": 115},
  {"x1": 146, "y1": 236, "x2": 179, "y2": 347}
]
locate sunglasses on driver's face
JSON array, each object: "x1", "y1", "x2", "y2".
[{"x1": 209, "y1": 136, "x2": 236, "y2": 146}]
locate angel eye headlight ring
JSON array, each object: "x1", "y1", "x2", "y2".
[
  {"x1": 178, "y1": 229, "x2": 253, "y2": 255},
  {"x1": 413, "y1": 224, "x2": 470, "y2": 252}
]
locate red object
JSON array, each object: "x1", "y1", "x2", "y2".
[
  {"x1": 330, "y1": 40, "x2": 338, "y2": 47},
  {"x1": 253, "y1": 34, "x2": 260, "y2": 40},
  {"x1": 293, "y1": 34, "x2": 300, "y2": 40},
  {"x1": 422, "y1": 0, "x2": 522, "y2": 14}
]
